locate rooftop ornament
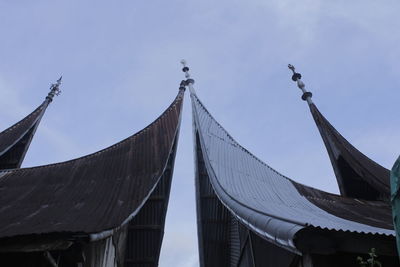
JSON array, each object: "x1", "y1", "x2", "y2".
[
  {"x1": 180, "y1": 59, "x2": 196, "y2": 95},
  {"x1": 46, "y1": 76, "x2": 62, "y2": 102},
  {"x1": 288, "y1": 64, "x2": 313, "y2": 104}
]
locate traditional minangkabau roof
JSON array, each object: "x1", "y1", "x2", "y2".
[
  {"x1": 0, "y1": 78, "x2": 62, "y2": 170},
  {"x1": 288, "y1": 65, "x2": 390, "y2": 201},
  {"x1": 186, "y1": 70, "x2": 394, "y2": 260},
  {"x1": 0, "y1": 89, "x2": 184, "y2": 254},
  {"x1": 191, "y1": 92, "x2": 393, "y2": 253},
  {"x1": 309, "y1": 104, "x2": 390, "y2": 200}
]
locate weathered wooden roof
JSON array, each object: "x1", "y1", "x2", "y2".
[{"x1": 0, "y1": 89, "x2": 184, "y2": 242}]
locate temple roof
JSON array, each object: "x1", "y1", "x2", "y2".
[
  {"x1": 309, "y1": 103, "x2": 390, "y2": 201},
  {"x1": 190, "y1": 91, "x2": 394, "y2": 254},
  {"x1": 0, "y1": 89, "x2": 184, "y2": 241},
  {"x1": 0, "y1": 81, "x2": 61, "y2": 170}
]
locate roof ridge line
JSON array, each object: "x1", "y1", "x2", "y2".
[
  {"x1": 191, "y1": 93, "x2": 298, "y2": 182},
  {"x1": 0, "y1": 91, "x2": 184, "y2": 173}
]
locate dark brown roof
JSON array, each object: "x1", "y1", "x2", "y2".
[
  {"x1": 0, "y1": 101, "x2": 49, "y2": 170},
  {"x1": 123, "y1": 138, "x2": 178, "y2": 266},
  {"x1": 309, "y1": 103, "x2": 390, "y2": 201},
  {"x1": 0, "y1": 90, "x2": 184, "y2": 239},
  {"x1": 292, "y1": 181, "x2": 393, "y2": 230}
]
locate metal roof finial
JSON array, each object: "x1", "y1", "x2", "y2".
[
  {"x1": 288, "y1": 64, "x2": 313, "y2": 104},
  {"x1": 179, "y1": 80, "x2": 186, "y2": 92},
  {"x1": 46, "y1": 76, "x2": 62, "y2": 102},
  {"x1": 180, "y1": 59, "x2": 196, "y2": 95}
]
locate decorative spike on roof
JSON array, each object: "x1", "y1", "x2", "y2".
[
  {"x1": 0, "y1": 77, "x2": 62, "y2": 170},
  {"x1": 288, "y1": 64, "x2": 313, "y2": 104},
  {"x1": 180, "y1": 59, "x2": 195, "y2": 95},
  {"x1": 288, "y1": 65, "x2": 390, "y2": 201},
  {"x1": 46, "y1": 76, "x2": 62, "y2": 102}
]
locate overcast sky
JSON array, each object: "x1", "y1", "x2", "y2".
[{"x1": 1, "y1": 1, "x2": 400, "y2": 266}]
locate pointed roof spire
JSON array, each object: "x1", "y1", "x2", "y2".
[
  {"x1": 46, "y1": 76, "x2": 62, "y2": 102},
  {"x1": 287, "y1": 65, "x2": 390, "y2": 201},
  {"x1": 180, "y1": 59, "x2": 196, "y2": 95},
  {"x1": 288, "y1": 64, "x2": 313, "y2": 105},
  {"x1": 0, "y1": 77, "x2": 62, "y2": 170}
]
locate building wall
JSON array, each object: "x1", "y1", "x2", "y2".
[{"x1": 83, "y1": 226, "x2": 128, "y2": 267}]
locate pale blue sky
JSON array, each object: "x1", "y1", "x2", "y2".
[{"x1": 1, "y1": 1, "x2": 400, "y2": 266}]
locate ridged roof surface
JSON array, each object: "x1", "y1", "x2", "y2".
[
  {"x1": 0, "y1": 90, "x2": 184, "y2": 239},
  {"x1": 0, "y1": 101, "x2": 49, "y2": 170},
  {"x1": 190, "y1": 92, "x2": 394, "y2": 253},
  {"x1": 309, "y1": 103, "x2": 390, "y2": 200}
]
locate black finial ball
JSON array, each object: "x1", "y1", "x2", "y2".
[
  {"x1": 292, "y1": 73, "x2": 302, "y2": 81},
  {"x1": 182, "y1": 67, "x2": 189, "y2": 72},
  {"x1": 301, "y1": 92, "x2": 312, "y2": 101}
]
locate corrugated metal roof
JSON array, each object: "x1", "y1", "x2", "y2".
[
  {"x1": 0, "y1": 100, "x2": 49, "y2": 170},
  {"x1": 194, "y1": 134, "x2": 232, "y2": 266},
  {"x1": 190, "y1": 92, "x2": 394, "y2": 254},
  {"x1": 124, "y1": 136, "x2": 179, "y2": 267},
  {"x1": 0, "y1": 90, "x2": 184, "y2": 240},
  {"x1": 309, "y1": 103, "x2": 390, "y2": 200}
]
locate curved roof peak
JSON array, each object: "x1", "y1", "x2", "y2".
[
  {"x1": 0, "y1": 89, "x2": 184, "y2": 240},
  {"x1": 0, "y1": 78, "x2": 62, "y2": 170},
  {"x1": 287, "y1": 65, "x2": 389, "y2": 201},
  {"x1": 308, "y1": 103, "x2": 390, "y2": 200},
  {"x1": 191, "y1": 92, "x2": 393, "y2": 255}
]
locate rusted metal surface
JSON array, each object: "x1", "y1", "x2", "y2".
[
  {"x1": 0, "y1": 101, "x2": 49, "y2": 170},
  {"x1": 190, "y1": 92, "x2": 395, "y2": 256},
  {"x1": 309, "y1": 103, "x2": 390, "y2": 201},
  {"x1": 123, "y1": 135, "x2": 179, "y2": 267},
  {"x1": 294, "y1": 183, "x2": 393, "y2": 229},
  {"x1": 0, "y1": 90, "x2": 184, "y2": 241}
]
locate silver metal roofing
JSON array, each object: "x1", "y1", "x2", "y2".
[{"x1": 190, "y1": 92, "x2": 394, "y2": 254}]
